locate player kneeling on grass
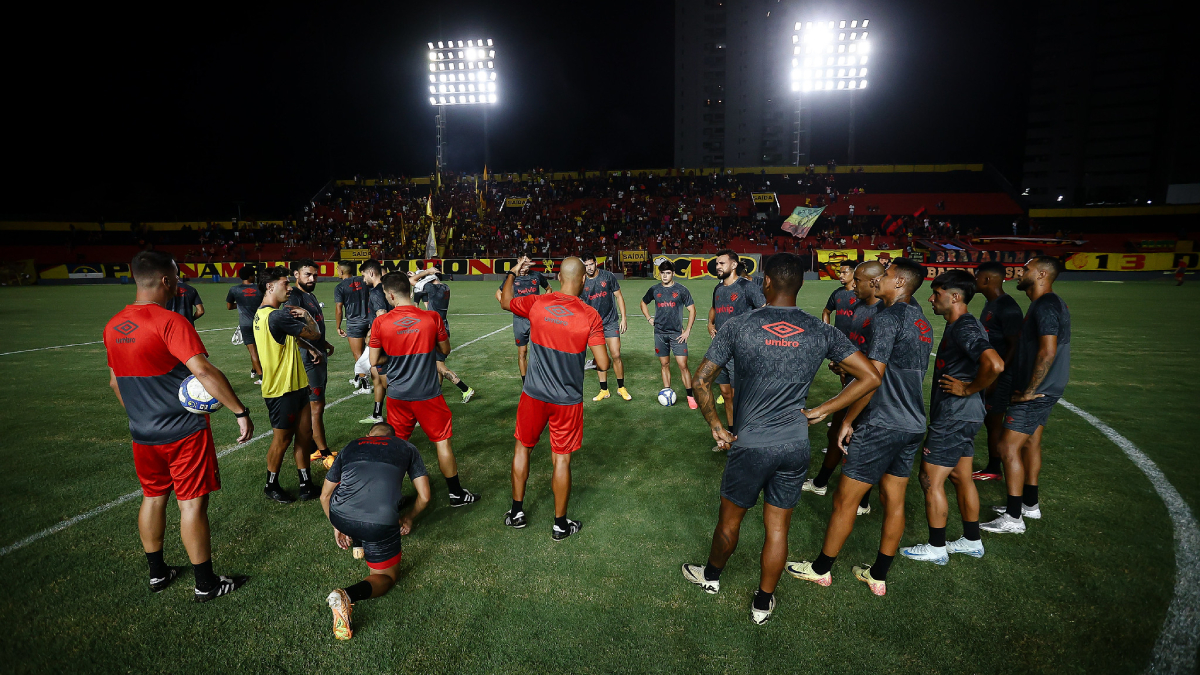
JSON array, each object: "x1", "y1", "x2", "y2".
[
  {"x1": 900, "y1": 271, "x2": 1002, "y2": 565},
  {"x1": 321, "y1": 423, "x2": 430, "y2": 640},
  {"x1": 681, "y1": 253, "x2": 880, "y2": 625}
]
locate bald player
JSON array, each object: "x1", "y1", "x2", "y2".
[{"x1": 972, "y1": 261, "x2": 1024, "y2": 481}]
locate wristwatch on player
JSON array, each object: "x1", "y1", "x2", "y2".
[{"x1": 233, "y1": 409, "x2": 250, "y2": 418}]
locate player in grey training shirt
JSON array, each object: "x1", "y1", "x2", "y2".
[
  {"x1": 640, "y1": 261, "x2": 697, "y2": 407},
  {"x1": 822, "y1": 261, "x2": 857, "y2": 334},
  {"x1": 581, "y1": 251, "x2": 630, "y2": 401},
  {"x1": 288, "y1": 260, "x2": 337, "y2": 467},
  {"x1": 169, "y1": 274, "x2": 204, "y2": 325},
  {"x1": 410, "y1": 268, "x2": 475, "y2": 403},
  {"x1": 494, "y1": 267, "x2": 551, "y2": 382},
  {"x1": 359, "y1": 260, "x2": 388, "y2": 424},
  {"x1": 900, "y1": 270, "x2": 1003, "y2": 566},
  {"x1": 333, "y1": 260, "x2": 372, "y2": 389},
  {"x1": 226, "y1": 265, "x2": 264, "y2": 381},
  {"x1": 708, "y1": 250, "x2": 767, "y2": 432},
  {"x1": 680, "y1": 253, "x2": 881, "y2": 625},
  {"x1": 787, "y1": 257, "x2": 931, "y2": 597},
  {"x1": 973, "y1": 261, "x2": 1025, "y2": 481},
  {"x1": 982, "y1": 256, "x2": 1071, "y2": 535}
]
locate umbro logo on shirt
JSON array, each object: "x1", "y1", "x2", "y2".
[
  {"x1": 762, "y1": 321, "x2": 804, "y2": 347},
  {"x1": 547, "y1": 305, "x2": 574, "y2": 318},
  {"x1": 114, "y1": 320, "x2": 139, "y2": 336},
  {"x1": 394, "y1": 316, "x2": 421, "y2": 328}
]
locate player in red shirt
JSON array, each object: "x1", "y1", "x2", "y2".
[
  {"x1": 369, "y1": 272, "x2": 479, "y2": 506},
  {"x1": 104, "y1": 251, "x2": 253, "y2": 603},
  {"x1": 499, "y1": 256, "x2": 610, "y2": 540}
]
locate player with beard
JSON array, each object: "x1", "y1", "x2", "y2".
[
  {"x1": 411, "y1": 268, "x2": 476, "y2": 403},
  {"x1": 495, "y1": 263, "x2": 552, "y2": 383},
  {"x1": 226, "y1": 266, "x2": 264, "y2": 383},
  {"x1": 822, "y1": 261, "x2": 857, "y2": 332},
  {"x1": 288, "y1": 260, "x2": 337, "y2": 468},
  {"x1": 640, "y1": 261, "x2": 698, "y2": 408},
  {"x1": 786, "y1": 258, "x2": 932, "y2": 597},
  {"x1": 360, "y1": 260, "x2": 390, "y2": 424},
  {"x1": 581, "y1": 251, "x2": 630, "y2": 401},
  {"x1": 334, "y1": 261, "x2": 372, "y2": 390},
  {"x1": 900, "y1": 271, "x2": 1002, "y2": 565},
  {"x1": 707, "y1": 249, "x2": 766, "y2": 438},
  {"x1": 971, "y1": 262, "x2": 1024, "y2": 481},
  {"x1": 982, "y1": 256, "x2": 1071, "y2": 534}
]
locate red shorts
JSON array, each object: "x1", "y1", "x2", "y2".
[
  {"x1": 132, "y1": 424, "x2": 221, "y2": 501},
  {"x1": 514, "y1": 392, "x2": 584, "y2": 454},
  {"x1": 387, "y1": 395, "x2": 453, "y2": 442}
]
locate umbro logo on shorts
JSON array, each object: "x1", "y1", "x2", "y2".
[
  {"x1": 394, "y1": 316, "x2": 421, "y2": 328},
  {"x1": 114, "y1": 320, "x2": 139, "y2": 336},
  {"x1": 546, "y1": 305, "x2": 574, "y2": 318}
]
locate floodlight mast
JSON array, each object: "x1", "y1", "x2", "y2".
[
  {"x1": 790, "y1": 19, "x2": 871, "y2": 165},
  {"x1": 424, "y1": 38, "x2": 498, "y2": 178}
]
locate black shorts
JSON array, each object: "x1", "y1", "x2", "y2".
[
  {"x1": 513, "y1": 317, "x2": 531, "y2": 347},
  {"x1": 842, "y1": 422, "x2": 925, "y2": 484},
  {"x1": 984, "y1": 371, "x2": 1014, "y2": 416},
  {"x1": 1004, "y1": 396, "x2": 1059, "y2": 435},
  {"x1": 304, "y1": 362, "x2": 327, "y2": 402},
  {"x1": 329, "y1": 511, "x2": 403, "y2": 570},
  {"x1": 654, "y1": 332, "x2": 687, "y2": 357},
  {"x1": 602, "y1": 320, "x2": 621, "y2": 339},
  {"x1": 922, "y1": 418, "x2": 983, "y2": 468},
  {"x1": 239, "y1": 323, "x2": 256, "y2": 346},
  {"x1": 715, "y1": 359, "x2": 735, "y2": 387},
  {"x1": 720, "y1": 442, "x2": 811, "y2": 510},
  {"x1": 264, "y1": 388, "x2": 310, "y2": 430},
  {"x1": 345, "y1": 319, "x2": 371, "y2": 339}
]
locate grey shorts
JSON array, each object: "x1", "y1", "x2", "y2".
[
  {"x1": 239, "y1": 323, "x2": 256, "y2": 346},
  {"x1": 1003, "y1": 396, "x2": 1059, "y2": 435},
  {"x1": 842, "y1": 422, "x2": 925, "y2": 484},
  {"x1": 345, "y1": 319, "x2": 371, "y2": 339},
  {"x1": 264, "y1": 387, "x2": 310, "y2": 430},
  {"x1": 304, "y1": 361, "x2": 328, "y2": 402},
  {"x1": 654, "y1": 332, "x2": 687, "y2": 357},
  {"x1": 922, "y1": 418, "x2": 983, "y2": 468},
  {"x1": 513, "y1": 317, "x2": 531, "y2": 347},
  {"x1": 603, "y1": 320, "x2": 621, "y2": 339},
  {"x1": 715, "y1": 359, "x2": 735, "y2": 386},
  {"x1": 720, "y1": 442, "x2": 811, "y2": 510},
  {"x1": 984, "y1": 371, "x2": 1014, "y2": 416}
]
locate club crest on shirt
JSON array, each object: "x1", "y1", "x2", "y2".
[{"x1": 730, "y1": 293, "x2": 739, "y2": 302}]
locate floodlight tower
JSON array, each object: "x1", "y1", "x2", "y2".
[
  {"x1": 789, "y1": 19, "x2": 872, "y2": 165},
  {"x1": 425, "y1": 38, "x2": 499, "y2": 178}
]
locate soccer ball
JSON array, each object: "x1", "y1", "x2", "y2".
[
  {"x1": 179, "y1": 375, "x2": 223, "y2": 414},
  {"x1": 657, "y1": 388, "x2": 677, "y2": 407}
]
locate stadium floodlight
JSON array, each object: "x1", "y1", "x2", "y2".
[
  {"x1": 790, "y1": 19, "x2": 871, "y2": 92},
  {"x1": 426, "y1": 37, "x2": 498, "y2": 106}
]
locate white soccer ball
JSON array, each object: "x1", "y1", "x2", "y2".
[
  {"x1": 657, "y1": 388, "x2": 677, "y2": 407},
  {"x1": 179, "y1": 374, "x2": 222, "y2": 414}
]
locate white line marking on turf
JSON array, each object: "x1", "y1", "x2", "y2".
[
  {"x1": 0, "y1": 325, "x2": 509, "y2": 558},
  {"x1": 0, "y1": 326, "x2": 241, "y2": 357},
  {"x1": 1059, "y1": 399, "x2": 1199, "y2": 675}
]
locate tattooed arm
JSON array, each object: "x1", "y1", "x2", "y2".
[
  {"x1": 693, "y1": 358, "x2": 735, "y2": 450},
  {"x1": 1012, "y1": 335, "x2": 1057, "y2": 402}
]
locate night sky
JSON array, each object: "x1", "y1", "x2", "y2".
[{"x1": 2, "y1": 0, "x2": 1033, "y2": 221}]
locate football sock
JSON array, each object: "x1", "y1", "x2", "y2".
[
  {"x1": 985, "y1": 457, "x2": 1003, "y2": 474},
  {"x1": 1023, "y1": 484, "x2": 1039, "y2": 507},
  {"x1": 1006, "y1": 494, "x2": 1023, "y2": 519},
  {"x1": 372, "y1": 401, "x2": 383, "y2": 417},
  {"x1": 511, "y1": 499, "x2": 523, "y2": 515},
  {"x1": 266, "y1": 471, "x2": 279, "y2": 487},
  {"x1": 617, "y1": 378, "x2": 625, "y2": 389},
  {"x1": 813, "y1": 466, "x2": 835, "y2": 488},
  {"x1": 316, "y1": 447, "x2": 330, "y2": 457},
  {"x1": 454, "y1": 380, "x2": 469, "y2": 392},
  {"x1": 871, "y1": 551, "x2": 894, "y2": 581},
  {"x1": 753, "y1": 589, "x2": 773, "y2": 611},
  {"x1": 962, "y1": 520, "x2": 981, "y2": 541},
  {"x1": 298, "y1": 468, "x2": 311, "y2": 484},
  {"x1": 146, "y1": 550, "x2": 168, "y2": 579},
  {"x1": 929, "y1": 526, "x2": 946, "y2": 548},
  {"x1": 554, "y1": 515, "x2": 568, "y2": 531},
  {"x1": 345, "y1": 580, "x2": 373, "y2": 603},
  {"x1": 686, "y1": 388, "x2": 694, "y2": 397},
  {"x1": 813, "y1": 552, "x2": 836, "y2": 575},
  {"x1": 703, "y1": 562, "x2": 723, "y2": 581},
  {"x1": 599, "y1": 380, "x2": 608, "y2": 390},
  {"x1": 193, "y1": 560, "x2": 218, "y2": 592},
  {"x1": 860, "y1": 489, "x2": 872, "y2": 509},
  {"x1": 446, "y1": 474, "x2": 463, "y2": 497}
]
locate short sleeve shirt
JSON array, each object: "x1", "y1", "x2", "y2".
[
  {"x1": 369, "y1": 306, "x2": 449, "y2": 402},
  {"x1": 509, "y1": 292, "x2": 605, "y2": 405},
  {"x1": 824, "y1": 287, "x2": 858, "y2": 336},
  {"x1": 168, "y1": 283, "x2": 202, "y2": 324},
  {"x1": 368, "y1": 285, "x2": 390, "y2": 317},
  {"x1": 501, "y1": 272, "x2": 551, "y2": 324},
  {"x1": 424, "y1": 282, "x2": 451, "y2": 322},
  {"x1": 846, "y1": 299, "x2": 882, "y2": 350},
  {"x1": 334, "y1": 276, "x2": 371, "y2": 322},
  {"x1": 285, "y1": 288, "x2": 326, "y2": 367},
  {"x1": 642, "y1": 283, "x2": 694, "y2": 334},
  {"x1": 979, "y1": 293, "x2": 1023, "y2": 359},
  {"x1": 1013, "y1": 293, "x2": 1071, "y2": 397},
  {"x1": 582, "y1": 270, "x2": 622, "y2": 325},
  {"x1": 858, "y1": 301, "x2": 934, "y2": 433},
  {"x1": 226, "y1": 283, "x2": 263, "y2": 326},
  {"x1": 711, "y1": 276, "x2": 767, "y2": 331},
  {"x1": 930, "y1": 314, "x2": 993, "y2": 422},
  {"x1": 327, "y1": 436, "x2": 428, "y2": 526}
]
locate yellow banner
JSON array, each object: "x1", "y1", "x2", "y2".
[
  {"x1": 816, "y1": 249, "x2": 857, "y2": 264},
  {"x1": 1064, "y1": 252, "x2": 1198, "y2": 271},
  {"x1": 619, "y1": 250, "x2": 647, "y2": 263},
  {"x1": 504, "y1": 197, "x2": 530, "y2": 208},
  {"x1": 863, "y1": 249, "x2": 904, "y2": 263},
  {"x1": 752, "y1": 192, "x2": 777, "y2": 205},
  {"x1": 339, "y1": 249, "x2": 370, "y2": 261}
]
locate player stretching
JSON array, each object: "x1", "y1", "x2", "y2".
[
  {"x1": 226, "y1": 266, "x2": 263, "y2": 383},
  {"x1": 321, "y1": 423, "x2": 431, "y2": 640},
  {"x1": 168, "y1": 273, "x2": 204, "y2": 324},
  {"x1": 333, "y1": 261, "x2": 372, "y2": 390},
  {"x1": 360, "y1": 260, "x2": 390, "y2": 424},
  {"x1": 805, "y1": 261, "x2": 884, "y2": 515},
  {"x1": 682, "y1": 253, "x2": 880, "y2": 625},
  {"x1": 288, "y1": 260, "x2": 337, "y2": 468},
  {"x1": 707, "y1": 249, "x2": 766, "y2": 437},
  {"x1": 500, "y1": 256, "x2": 609, "y2": 540},
  {"x1": 972, "y1": 262, "x2": 1023, "y2": 481},
  {"x1": 412, "y1": 269, "x2": 475, "y2": 403},
  {"x1": 900, "y1": 271, "x2": 1002, "y2": 565},
  {"x1": 786, "y1": 258, "x2": 932, "y2": 597},
  {"x1": 105, "y1": 251, "x2": 251, "y2": 601},
  {"x1": 255, "y1": 267, "x2": 327, "y2": 503},
  {"x1": 370, "y1": 272, "x2": 479, "y2": 506},
  {"x1": 581, "y1": 251, "x2": 630, "y2": 401},
  {"x1": 641, "y1": 261, "x2": 697, "y2": 407},
  {"x1": 982, "y1": 256, "x2": 1071, "y2": 534},
  {"x1": 495, "y1": 263, "x2": 551, "y2": 383}
]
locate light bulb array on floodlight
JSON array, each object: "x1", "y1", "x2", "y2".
[
  {"x1": 426, "y1": 38, "x2": 497, "y2": 105},
  {"x1": 790, "y1": 19, "x2": 870, "y2": 92}
]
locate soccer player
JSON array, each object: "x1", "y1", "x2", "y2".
[
  {"x1": 821, "y1": 261, "x2": 857, "y2": 331},
  {"x1": 254, "y1": 266, "x2": 327, "y2": 503},
  {"x1": 494, "y1": 263, "x2": 551, "y2": 383},
  {"x1": 982, "y1": 256, "x2": 1071, "y2": 534},
  {"x1": 333, "y1": 260, "x2": 372, "y2": 389},
  {"x1": 681, "y1": 252, "x2": 880, "y2": 625},
  {"x1": 900, "y1": 271, "x2": 1003, "y2": 565},
  {"x1": 226, "y1": 266, "x2": 263, "y2": 383},
  {"x1": 1176, "y1": 259, "x2": 1188, "y2": 286},
  {"x1": 972, "y1": 261, "x2": 1024, "y2": 481},
  {"x1": 321, "y1": 423, "x2": 431, "y2": 640},
  {"x1": 640, "y1": 261, "x2": 698, "y2": 408},
  {"x1": 369, "y1": 272, "x2": 479, "y2": 506},
  {"x1": 412, "y1": 269, "x2": 475, "y2": 403},
  {"x1": 360, "y1": 260, "x2": 390, "y2": 424},
  {"x1": 287, "y1": 259, "x2": 337, "y2": 468},
  {"x1": 707, "y1": 249, "x2": 767, "y2": 433},
  {"x1": 168, "y1": 273, "x2": 204, "y2": 324},
  {"x1": 499, "y1": 256, "x2": 609, "y2": 540},
  {"x1": 105, "y1": 251, "x2": 251, "y2": 602},
  {"x1": 581, "y1": 251, "x2": 630, "y2": 401},
  {"x1": 786, "y1": 258, "x2": 933, "y2": 597}
]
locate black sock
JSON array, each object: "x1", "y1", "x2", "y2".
[
  {"x1": 298, "y1": 468, "x2": 311, "y2": 484},
  {"x1": 446, "y1": 474, "x2": 463, "y2": 497},
  {"x1": 871, "y1": 551, "x2": 894, "y2": 581},
  {"x1": 617, "y1": 378, "x2": 625, "y2": 388},
  {"x1": 554, "y1": 515, "x2": 568, "y2": 530},
  {"x1": 813, "y1": 466, "x2": 835, "y2": 488},
  {"x1": 511, "y1": 499, "x2": 523, "y2": 515},
  {"x1": 753, "y1": 589, "x2": 773, "y2": 610},
  {"x1": 1006, "y1": 494, "x2": 1023, "y2": 519},
  {"x1": 344, "y1": 580, "x2": 373, "y2": 603},
  {"x1": 962, "y1": 520, "x2": 981, "y2": 541},
  {"x1": 812, "y1": 552, "x2": 836, "y2": 575},
  {"x1": 316, "y1": 447, "x2": 330, "y2": 458},
  {"x1": 146, "y1": 550, "x2": 168, "y2": 578},
  {"x1": 686, "y1": 388, "x2": 694, "y2": 397},
  {"x1": 929, "y1": 526, "x2": 946, "y2": 548},
  {"x1": 1023, "y1": 484, "x2": 1039, "y2": 507},
  {"x1": 985, "y1": 456, "x2": 1003, "y2": 473},
  {"x1": 266, "y1": 471, "x2": 279, "y2": 487},
  {"x1": 860, "y1": 488, "x2": 872, "y2": 509},
  {"x1": 455, "y1": 380, "x2": 469, "y2": 392},
  {"x1": 193, "y1": 559, "x2": 217, "y2": 591},
  {"x1": 373, "y1": 401, "x2": 383, "y2": 417},
  {"x1": 703, "y1": 562, "x2": 723, "y2": 581},
  {"x1": 600, "y1": 380, "x2": 608, "y2": 390}
]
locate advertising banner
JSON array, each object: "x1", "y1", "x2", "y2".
[
  {"x1": 619, "y1": 250, "x2": 648, "y2": 263},
  {"x1": 503, "y1": 197, "x2": 530, "y2": 208},
  {"x1": 339, "y1": 249, "x2": 370, "y2": 260},
  {"x1": 863, "y1": 249, "x2": 904, "y2": 263},
  {"x1": 1064, "y1": 252, "x2": 1197, "y2": 271},
  {"x1": 650, "y1": 254, "x2": 761, "y2": 279},
  {"x1": 752, "y1": 192, "x2": 778, "y2": 205}
]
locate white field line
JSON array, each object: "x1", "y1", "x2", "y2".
[
  {"x1": 0, "y1": 326, "x2": 240, "y2": 357},
  {"x1": 0, "y1": 325, "x2": 509, "y2": 557}
]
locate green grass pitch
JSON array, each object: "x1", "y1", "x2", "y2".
[{"x1": 0, "y1": 277, "x2": 1195, "y2": 673}]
